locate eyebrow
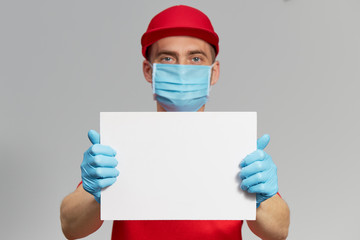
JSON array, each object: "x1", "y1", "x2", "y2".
[
  {"x1": 154, "y1": 50, "x2": 209, "y2": 60},
  {"x1": 154, "y1": 51, "x2": 178, "y2": 59},
  {"x1": 187, "y1": 50, "x2": 209, "y2": 59}
]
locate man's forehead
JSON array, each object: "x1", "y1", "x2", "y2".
[{"x1": 151, "y1": 36, "x2": 212, "y2": 54}]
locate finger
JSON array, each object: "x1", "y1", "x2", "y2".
[
  {"x1": 239, "y1": 161, "x2": 267, "y2": 180},
  {"x1": 248, "y1": 181, "x2": 278, "y2": 196},
  {"x1": 240, "y1": 150, "x2": 265, "y2": 168},
  {"x1": 88, "y1": 130, "x2": 100, "y2": 145},
  {"x1": 240, "y1": 172, "x2": 266, "y2": 191},
  {"x1": 91, "y1": 155, "x2": 118, "y2": 167},
  {"x1": 89, "y1": 167, "x2": 120, "y2": 179},
  {"x1": 89, "y1": 144, "x2": 116, "y2": 156},
  {"x1": 247, "y1": 183, "x2": 266, "y2": 194},
  {"x1": 97, "y1": 177, "x2": 117, "y2": 189},
  {"x1": 257, "y1": 134, "x2": 270, "y2": 150}
]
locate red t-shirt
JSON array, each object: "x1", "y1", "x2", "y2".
[{"x1": 111, "y1": 220, "x2": 243, "y2": 240}]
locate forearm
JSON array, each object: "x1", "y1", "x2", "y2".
[
  {"x1": 60, "y1": 184, "x2": 103, "y2": 239},
  {"x1": 247, "y1": 194, "x2": 290, "y2": 240}
]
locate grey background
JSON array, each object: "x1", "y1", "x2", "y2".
[{"x1": 1, "y1": 0, "x2": 359, "y2": 239}]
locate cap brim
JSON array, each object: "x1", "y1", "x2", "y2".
[{"x1": 141, "y1": 27, "x2": 219, "y2": 59}]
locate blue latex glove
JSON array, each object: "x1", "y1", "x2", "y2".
[
  {"x1": 239, "y1": 134, "x2": 278, "y2": 208},
  {"x1": 81, "y1": 130, "x2": 119, "y2": 203}
]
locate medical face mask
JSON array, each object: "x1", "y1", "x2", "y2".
[{"x1": 151, "y1": 63, "x2": 213, "y2": 112}]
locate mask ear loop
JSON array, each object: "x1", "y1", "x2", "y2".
[
  {"x1": 149, "y1": 62, "x2": 157, "y2": 100},
  {"x1": 207, "y1": 63, "x2": 216, "y2": 96}
]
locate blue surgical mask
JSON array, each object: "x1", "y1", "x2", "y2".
[{"x1": 151, "y1": 63, "x2": 213, "y2": 112}]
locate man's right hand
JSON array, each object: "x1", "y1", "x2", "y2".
[{"x1": 81, "y1": 130, "x2": 119, "y2": 203}]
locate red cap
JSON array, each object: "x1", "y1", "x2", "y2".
[{"x1": 141, "y1": 5, "x2": 219, "y2": 59}]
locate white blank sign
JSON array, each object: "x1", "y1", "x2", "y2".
[{"x1": 100, "y1": 112, "x2": 257, "y2": 220}]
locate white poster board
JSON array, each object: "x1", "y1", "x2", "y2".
[{"x1": 100, "y1": 112, "x2": 257, "y2": 220}]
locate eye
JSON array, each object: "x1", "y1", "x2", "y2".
[
  {"x1": 161, "y1": 57, "x2": 173, "y2": 62},
  {"x1": 192, "y1": 57, "x2": 201, "y2": 63}
]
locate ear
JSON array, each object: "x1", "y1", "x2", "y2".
[
  {"x1": 210, "y1": 60, "x2": 220, "y2": 86},
  {"x1": 143, "y1": 60, "x2": 152, "y2": 83}
]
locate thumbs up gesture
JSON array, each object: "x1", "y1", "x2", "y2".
[
  {"x1": 81, "y1": 130, "x2": 119, "y2": 203},
  {"x1": 239, "y1": 134, "x2": 278, "y2": 208}
]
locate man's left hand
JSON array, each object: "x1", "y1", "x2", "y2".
[{"x1": 239, "y1": 134, "x2": 278, "y2": 208}]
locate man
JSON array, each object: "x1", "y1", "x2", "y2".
[{"x1": 60, "y1": 5, "x2": 290, "y2": 240}]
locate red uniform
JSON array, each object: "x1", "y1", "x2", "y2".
[
  {"x1": 111, "y1": 220, "x2": 243, "y2": 240},
  {"x1": 110, "y1": 194, "x2": 281, "y2": 239}
]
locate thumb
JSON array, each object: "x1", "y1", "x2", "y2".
[
  {"x1": 88, "y1": 130, "x2": 100, "y2": 145},
  {"x1": 257, "y1": 134, "x2": 270, "y2": 150}
]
